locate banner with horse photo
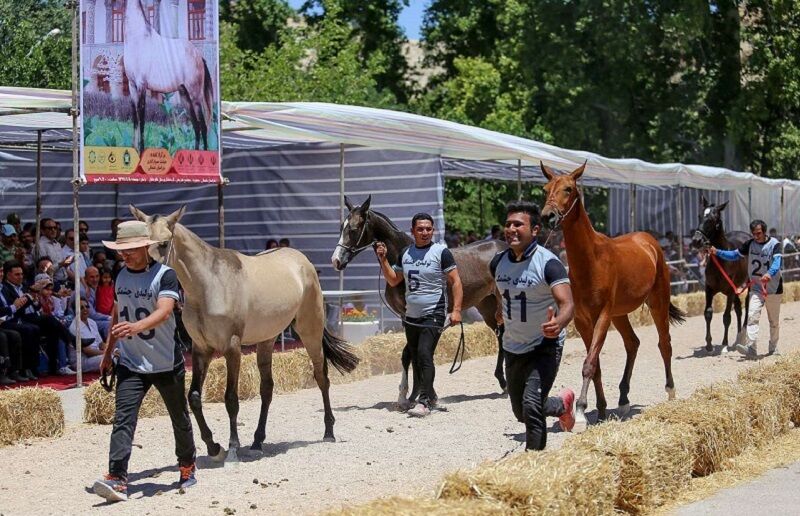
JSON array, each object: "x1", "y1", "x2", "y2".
[{"x1": 79, "y1": 0, "x2": 221, "y2": 184}]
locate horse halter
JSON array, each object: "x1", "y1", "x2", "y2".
[
  {"x1": 335, "y1": 214, "x2": 376, "y2": 255},
  {"x1": 545, "y1": 185, "x2": 581, "y2": 230}
]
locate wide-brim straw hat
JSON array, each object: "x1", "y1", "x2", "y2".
[{"x1": 102, "y1": 220, "x2": 162, "y2": 250}]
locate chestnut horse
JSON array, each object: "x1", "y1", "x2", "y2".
[
  {"x1": 689, "y1": 196, "x2": 749, "y2": 352},
  {"x1": 540, "y1": 163, "x2": 685, "y2": 431}
]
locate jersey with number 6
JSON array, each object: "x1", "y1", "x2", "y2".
[
  {"x1": 491, "y1": 243, "x2": 570, "y2": 354},
  {"x1": 115, "y1": 262, "x2": 181, "y2": 374},
  {"x1": 393, "y1": 242, "x2": 456, "y2": 319}
]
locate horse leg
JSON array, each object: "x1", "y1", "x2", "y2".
[
  {"x1": 251, "y1": 338, "x2": 275, "y2": 452},
  {"x1": 704, "y1": 287, "x2": 714, "y2": 352},
  {"x1": 398, "y1": 344, "x2": 414, "y2": 409},
  {"x1": 187, "y1": 346, "x2": 225, "y2": 461},
  {"x1": 476, "y1": 293, "x2": 506, "y2": 392},
  {"x1": 611, "y1": 315, "x2": 640, "y2": 418},
  {"x1": 592, "y1": 358, "x2": 607, "y2": 421},
  {"x1": 179, "y1": 86, "x2": 202, "y2": 150},
  {"x1": 294, "y1": 303, "x2": 336, "y2": 441},
  {"x1": 648, "y1": 284, "x2": 676, "y2": 400},
  {"x1": 721, "y1": 295, "x2": 734, "y2": 348},
  {"x1": 195, "y1": 100, "x2": 209, "y2": 150},
  {"x1": 223, "y1": 345, "x2": 242, "y2": 461},
  {"x1": 136, "y1": 88, "x2": 146, "y2": 155},
  {"x1": 732, "y1": 294, "x2": 743, "y2": 349}
]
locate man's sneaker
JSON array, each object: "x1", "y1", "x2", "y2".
[
  {"x1": 58, "y1": 365, "x2": 76, "y2": 376},
  {"x1": 735, "y1": 343, "x2": 758, "y2": 360},
  {"x1": 24, "y1": 369, "x2": 37, "y2": 381},
  {"x1": 178, "y1": 463, "x2": 197, "y2": 489},
  {"x1": 558, "y1": 388, "x2": 576, "y2": 432},
  {"x1": 408, "y1": 403, "x2": 431, "y2": 418},
  {"x1": 0, "y1": 374, "x2": 16, "y2": 386},
  {"x1": 93, "y1": 474, "x2": 128, "y2": 502}
]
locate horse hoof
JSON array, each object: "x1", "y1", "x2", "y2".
[
  {"x1": 617, "y1": 403, "x2": 631, "y2": 418},
  {"x1": 666, "y1": 386, "x2": 676, "y2": 400},
  {"x1": 323, "y1": 435, "x2": 336, "y2": 443},
  {"x1": 227, "y1": 447, "x2": 241, "y2": 463},
  {"x1": 573, "y1": 417, "x2": 588, "y2": 434},
  {"x1": 705, "y1": 343, "x2": 713, "y2": 352},
  {"x1": 249, "y1": 443, "x2": 263, "y2": 452},
  {"x1": 210, "y1": 446, "x2": 227, "y2": 463}
]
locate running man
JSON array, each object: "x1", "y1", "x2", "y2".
[
  {"x1": 375, "y1": 212, "x2": 463, "y2": 417},
  {"x1": 491, "y1": 201, "x2": 575, "y2": 450}
]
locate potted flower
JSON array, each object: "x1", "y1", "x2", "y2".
[{"x1": 341, "y1": 307, "x2": 380, "y2": 345}]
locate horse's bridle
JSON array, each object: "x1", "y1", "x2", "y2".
[
  {"x1": 693, "y1": 229, "x2": 712, "y2": 248},
  {"x1": 335, "y1": 214, "x2": 376, "y2": 255},
  {"x1": 542, "y1": 186, "x2": 581, "y2": 248}
]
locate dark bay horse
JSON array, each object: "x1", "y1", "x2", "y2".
[
  {"x1": 690, "y1": 196, "x2": 749, "y2": 352},
  {"x1": 330, "y1": 196, "x2": 507, "y2": 405},
  {"x1": 540, "y1": 163, "x2": 686, "y2": 431}
]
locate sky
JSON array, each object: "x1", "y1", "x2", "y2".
[{"x1": 287, "y1": 0, "x2": 428, "y2": 40}]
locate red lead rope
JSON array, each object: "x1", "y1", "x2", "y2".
[{"x1": 709, "y1": 253, "x2": 767, "y2": 299}]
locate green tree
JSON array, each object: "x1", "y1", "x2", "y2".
[
  {"x1": 219, "y1": 0, "x2": 295, "y2": 54},
  {"x1": 0, "y1": 0, "x2": 71, "y2": 89}
]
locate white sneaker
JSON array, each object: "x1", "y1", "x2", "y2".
[{"x1": 58, "y1": 366, "x2": 76, "y2": 375}]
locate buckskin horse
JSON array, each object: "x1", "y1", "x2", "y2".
[
  {"x1": 330, "y1": 196, "x2": 507, "y2": 406},
  {"x1": 540, "y1": 163, "x2": 686, "y2": 431},
  {"x1": 690, "y1": 196, "x2": 749, "y2": 352},
  {"x1": 132, "y1": 205, "x2": 358, "y2": 461}
]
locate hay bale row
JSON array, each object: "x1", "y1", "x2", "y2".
[
  {"x1": 0, "y1": 387, "x2": 64, "y2": 447},
  {"x1": 326, "y1": 497, "x2": 514, "y2": 516},
  {"x1": 83, "y1": 371, "x2": 193, "y2": 424},
  {"x1": 438, "y1": 448, "x2": 617, "y2": 515},
  {"x1": 738, "y1": 355, "x2": 800, "y2": 424}
]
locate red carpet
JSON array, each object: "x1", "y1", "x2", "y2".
[{"x1": 1, "y1": 340, "x2": 304, "y2": 392}]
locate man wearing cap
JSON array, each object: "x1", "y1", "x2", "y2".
[
  {"x1": 6, "y1": 213, "x2": 22, "y2": 235},
  {"x1": 0, "y1": 224, "x2": 24, "y2": 265},
  {"x1": 92, "y1": 220, "x2": 196, "y2": 503}
]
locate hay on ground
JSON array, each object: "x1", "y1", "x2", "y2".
[
  {"x1": 567, "y1": 418, "x2": 695, "y2": 513},
  {"x1": 641, "y1": 382, "x2": 750, "y2": 476},
  {"x1": 0, "y1": 387, "x2": 64, "y2": 446},
  {"x1": 83, "y1": 372, "x2": 192, "y2": 424},
  {"x1": 326, "y1": 497, "x2": 515, "y2": 516},
  {"x1": 438, "y1": 448, "x2": 617, "y2": 515}
]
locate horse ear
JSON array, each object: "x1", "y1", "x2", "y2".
[
  {"x1": 344, "y1": 196, "x2": 354, "y2": 212},
  {"x1": 540, "y1": 161, "x2": 555, "y2": 181},
  {"x1": 360, "y1": 195, "x2": 372, "y2": 213},
  {"x1": 717, "y1": 201, "x2": 728, "y2": 212},
  {"x1": 701, "y1": 195, "x2": 709, "y2": 209},
  {"x1": 165, "y1": 205, "x2": 186, "y2": 227},
  {"x1": 129, "y1": 205, "x2": 150, "y2": 222},
  {"x1": 570, "y1": 161, "x2": 586, "y2": 181}
]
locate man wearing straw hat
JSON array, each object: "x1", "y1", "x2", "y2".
[{"x1": 92, "y1": 221, "x2": 196, "y2": 503}]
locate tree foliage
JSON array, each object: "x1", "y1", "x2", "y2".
[{"x1": 219, "y1": 0, "x2": 295, "y2": 54}]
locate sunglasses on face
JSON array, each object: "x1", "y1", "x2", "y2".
[{"x1": 44, "y1": 226, "x2": 57, "y2": 230}]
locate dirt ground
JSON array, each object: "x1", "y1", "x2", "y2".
[{"x1": 1, "y1": 301, "x2": 798, "y2": 516}]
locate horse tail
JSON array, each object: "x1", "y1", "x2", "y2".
[
  {"x1": 322, "y1": 328, "x2": 360, "y2": 374},
  {"x1": 668, "y1": 303, "x2": 686, "y2": 326},
  {"x1": 201, "y1": 58, "x2": 213, "y2": 131}
]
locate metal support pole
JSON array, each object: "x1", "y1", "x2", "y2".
[
  {"x1": 748, "y1": 187, "x2": 752, "y2": 220},
  {"x1": 517, "y1": 159, "x2": 522, "y2": 200},
  {"x1": 338, "y1": 144, "x2": 345, "y2": 335},
  {"x1": 113, "y1": 183, "x2": 119, "y2": 217},
  {"x1": 217, "y1": 181, "x2": 225, "y2": 248},
  {"x1": 629, "y1": 184, "x2": 637, "y2": 232},
  {"x1": 478, "y1": 180, "x2": 484, "y2": 234},
  {"x1": 780, "y1": 186, "x2": 785, "y2": 238},
  {"x1": 34, "y1": 130, "x2": 43, "y2": 261},
  {"x1": 677, "y1": 186, "x2": 684, "y2": 262},
  {"x1": 70, "y1": 0, "x2": 83, "y2": 387}
]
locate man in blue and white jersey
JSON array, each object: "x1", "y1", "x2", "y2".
[
  {"x1": 491, "y1": 201, "x2": 575, "y2": 451},
  {"x1": 376, "y1": 213, "x2": 463, "y2": 418},
  {"x1": 710, "y1": 219, "x2": 783, "y2": 358},
  {"x1": 92, "y1": 221, "x2": 196, "y2": 503}
]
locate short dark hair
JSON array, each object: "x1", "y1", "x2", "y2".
[
  {"x1": 411, "y1": 213, "x2": 434, "y2": 228},
  {"x1": 279, "y1": 238, "x2": 291, "y2": 246},
  {"x1": 40, "y1": 218, "x2": 55, "y2": 230},
  {"x1": 36, "y1": 256, "x2": 52, "y2": 267},
  {"x1": 505, "y1": 201, "x2": 541, "y2": 227},
  {"x1": 79, "y1": 232, "x2": 89, "y2": 243},
  {"x1": 750, "y1": 220, "x2": 767, "y2": 233},
  {"x1": 3, "y1": 259, "x2": 22, "y2": 275}
]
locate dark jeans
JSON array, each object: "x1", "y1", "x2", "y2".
[
  {"x1": 0, "y1": 329, "x2": 22, "y2": 373},
  {"x1": 404, "y1": 314, "x2": 445, "y2": 407},
  {"x1": 1, "y1": 319, "x2": 41, "y2": 371},
  {"x1": 109, "y1": 364, "x2": 196, "y2": 480},
  {"x1": 505, "y1": 340, "x2": 565, "y2": 450}
]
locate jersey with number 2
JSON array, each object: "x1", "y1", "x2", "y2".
[
  {"x1": 394, "y1": 242, "x2": 456, "y2": 318},
  {"x1": 115, "y1": 262, "x2": 181, "y2": 374}
]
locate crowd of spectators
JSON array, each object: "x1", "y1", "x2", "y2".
[{"x1": 0, "y1": 213, "x2": 124, "y2": 385}]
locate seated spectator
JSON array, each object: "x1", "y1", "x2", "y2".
[
  {"x1": 79, "y1": 220, "x2": 89, "y2": 237},
  {"x1": 95, "y1": 268, "x2": 114, "y2": 316},
  {"x1": 0, "y1": 224, "x2": 24, "y2": 265},
  {"x1": 72, "y1": 266, "x2": 111, "y2": 338},
  {"x1": 67, "y1": 233, "x2": 92, "y2": 285},
  {"x1": 6, "y1": 213, "x2": 22, "y2": 235},
  {"x1": 279, "y1": 238, "x2": 291, "y2": 248},
  {"x1": 265, "y1": 238, "x2": 279, "y2": 250},
  {"x1": 38, "y1": 218, "x2": 73, "y2": 285},
  {"x1": 69, "y1": 298, "x2": 104, "y2": 373},
  {"x1": 18, "y1": 229, "x2": 35, "y2": 273},
  {"x1": 0, "y1": 328, "x2": 25, "y2": 384}
]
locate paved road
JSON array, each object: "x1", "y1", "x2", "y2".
[{"x1": 674, "y1": 461, "x2": 800, "y2": 515}]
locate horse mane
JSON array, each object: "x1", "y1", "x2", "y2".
[{"x1": 368, "y1": 209, "x2": 402, "y2": 232}]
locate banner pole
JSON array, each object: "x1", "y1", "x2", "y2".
[
  {"x1": 218, "y1": 181, "x2": 225, "y2": 248},
  {"x1": 339, "y1": 144, "x2": 345, "y2": 336},
  {"x1": 34, "y1": 130, "x2": 43, "y2": 261},
  {"x1": 71, "y1": 0, "x2": 84, "y2": 388}
]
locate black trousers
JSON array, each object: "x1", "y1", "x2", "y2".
[
  {"x1": 403, "y1": 314, "x2": 445, "y2": 407},
  {"x1": 109, "y1": 364, "x2": 196, "y2": 480},
  {"x1": 20, "y1": 314, "x2": 76, "y2": 374},
  {"x1": 0, "y1": 329, "x2": 22, "y2": 373},
  {"x1": 1, "y1": 319, "x2": 41, "y2": 371},
  {"x1": 505, "y1": 340, "x2": 565, "y2": 451}
]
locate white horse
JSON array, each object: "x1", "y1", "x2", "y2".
[
  {"x1": 131, "y1": 205, "x2": 359, "y2": 460},
  {"x1": 124, "y1": 0, "x2": 214, "y2": 155}
]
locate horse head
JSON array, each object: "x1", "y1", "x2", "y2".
[
  {"x1": 691, "y1": 195, "x2": 728, "y2": 249},
  {"x1": 331, "y1": 195, "x2": 373, "y2": 271},
  {"x1": 129, "y1": 204, "x2": 187, "y2": 263},
  {"x1": 539, "y1": 161, "x2": 585, "y2": 229}
]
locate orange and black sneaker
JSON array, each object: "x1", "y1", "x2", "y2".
[
  {"x1": 558, "y1": 388, "x2": 576, "y2": 432},
  {"x1": 178, "y1": 462, "x2": 197, "y2": 489},
  {"x1": 92, "y1": 473, "x2": 128, "y2": 502}
]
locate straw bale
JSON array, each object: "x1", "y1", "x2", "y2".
[
  {"x1": 0, "y1": 387, "x2": 64, "y2": 446},
  {"x1": 738, "y1": 354, "x2": 800, "y2": 424},
  {"x1": 359, "y1": 332, "x2": 406, "y2": 376},
  {"x1": 567, "y1": 418, "x2": 695, "y2": 513},
  {"x1": 203, "y1": 353, "x2": 262, "y2": 403},
  {"x1": 326, "y1": 497, "x2": 515, "y2": 516},
  {"x1": 733, "y1": 381, "x2": 793, "y2": 444},
  {"x1": 83, "y1": 372, "x2": 193, "y2": 424},
  {"x1": 272, "y1": 348, "x2": 316, "y2": 394},
  {"x1": 641, "y1": 382, "x2": 750, "y2": 476},
  {"x1": 438, "y1": 448, "x2": 617, "y2": 515}
]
